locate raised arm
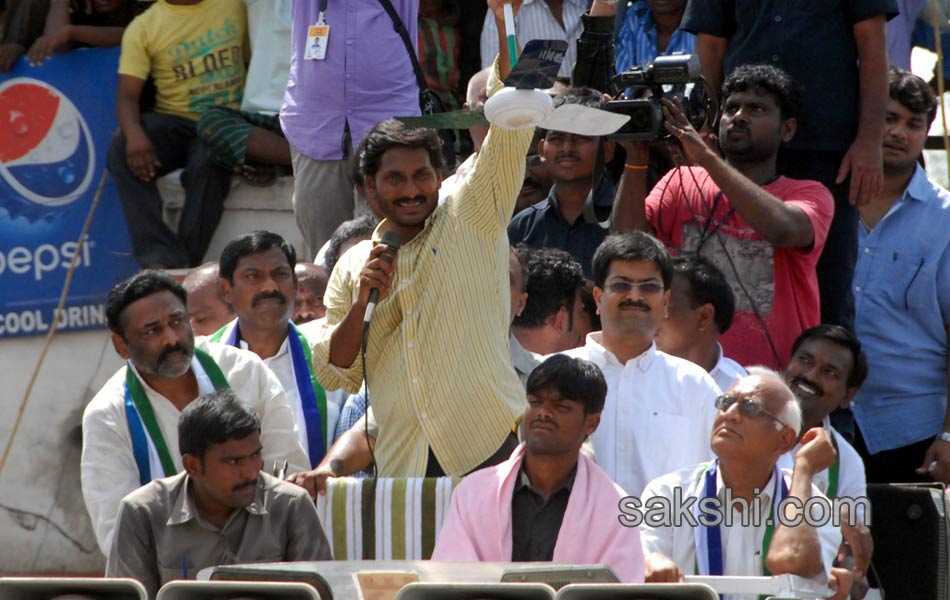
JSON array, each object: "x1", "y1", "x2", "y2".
[
  {"x1": 661, "y1": 100, "x2": 815, "y2": 248},
  {"x1": 695, "y1": 34, "x2": 728, "y2": 101},
  {"x1": 767, "y1": 427, "x2": 838, "y2": 577},
  {"x1": 610, "y1": 141, "x2": 654, "y2": 233}
]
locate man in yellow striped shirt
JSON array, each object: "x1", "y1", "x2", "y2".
[{"x1": 298, "y1": 1, "x2": 532, "y2": 481}]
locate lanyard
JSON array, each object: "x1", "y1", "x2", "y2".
[
  {"x1": 694, "y1": 460, "x2": 789, "y2": 577},
  {"x1": 212, "y1": 320, "x2": 328, "y2": 467},
  {"x1": 124, "y1": 347, "x2": 229, "y2": 485},
  {"x1": 826, "y1": 432, "x2": 840, "y2": 500}
]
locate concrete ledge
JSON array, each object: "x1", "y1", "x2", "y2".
[{"x1": 156, "y1": 170, "x2": 307, "y2": 262}]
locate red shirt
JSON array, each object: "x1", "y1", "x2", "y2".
[{"x1": 646, "y1": 166, "x2": 834, "y2": 369}]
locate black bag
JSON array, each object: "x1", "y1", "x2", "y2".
[{"x1": 377, "y1": 0, "x2": 456, "y2": 169}]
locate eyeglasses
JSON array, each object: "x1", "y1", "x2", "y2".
[
  {"x1": 605, "y1": 280, "x2": 664, "y2": 295},
  {"x1": 714, "y1": 393, "x2": 788, "y2": 429}
]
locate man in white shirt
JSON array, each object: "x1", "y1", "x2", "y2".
[
  {"x1": 480, "y1": 0, "x2": 587, "y2": 77},
  {"x1": 564, "y1": 231, "x2": 720, "y2": 496},
  {"x1": 210, "y1": 231, "x2": 341, "y2": 468},
  {"x1": 781, "y1": 324, "x2": 873, "y2": 595},
  {"x1": 656, "y1": 254, "x2": 746, "y2": 393},
  {"x1": 82, "y1": 270, "x2": 309, "y2": 555},
  {"x1": 637, "y1": 368, "x2": 848, "y2": 599}
]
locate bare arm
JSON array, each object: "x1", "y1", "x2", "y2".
[
  {"x1": 488, "y1": 0, "x2": 523, "y2": 81},
  {"x1": 767, "y1": 428, "x2": 836, "y2": 577},
  {"x1": 28, "y1": 24, "x2": 125, "y2": 64},
  {"x1": 610, "y1": 141, "x2": 654, "y2": 233},
  {"x1": 695, "y1": 33, "x2": 727, "y2": 99},
  {"x1": 836, "y1": 16, "x2": 887, "y2": 206},
  {"x1": 662, "y1": 100, "x2": 814, "y2": 248},
  {"x1": 287, "y1": 426, "x2": 376, "y2": 498},
  {"x1": 116, "y1": 74, "x2": 163, "y2": 181},
  {"x1": 41, "y1": 0, "x2": 70, "y2": 35},
  {"x1": 589, "y1": 0, "x2": 616, "y2": 18}
]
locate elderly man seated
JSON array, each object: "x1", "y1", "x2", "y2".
[
  {"x1": 106, "y1": 390, "x2": 331, "y2": 599},
  {"x1": 636, "y1": 368, "x2": 851, "y2": 599},
  {"x1": 433, "y1": 354, "x2": 644, "y2": 582}
]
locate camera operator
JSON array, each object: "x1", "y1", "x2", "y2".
[{"x1": 612, "y1": 63, "x2": 833, "y2": 371}]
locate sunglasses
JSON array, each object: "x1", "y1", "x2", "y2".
[
  {"x1": 714, "y1": 393, "x2": 788, "y2": 429},
  {"x1": 605, "y1": 280, "x2": 664, "y2": 295}
]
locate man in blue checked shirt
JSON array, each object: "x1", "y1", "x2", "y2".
[{"x1": 615, "y1": 0, "x2": 694, "y2": 75}]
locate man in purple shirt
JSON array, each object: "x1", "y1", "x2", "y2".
[{"x1": 281, "y1": 0, "x2": 421, "y2": 258}]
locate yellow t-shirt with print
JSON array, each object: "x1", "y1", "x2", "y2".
[{"x1": 118, "y1": 0, "x2": 248, "y2": 120}]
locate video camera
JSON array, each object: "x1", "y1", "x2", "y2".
[{"x1": 605, "y1": 53, "x2": 715, "y2": 142}]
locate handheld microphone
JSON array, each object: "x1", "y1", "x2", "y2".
[{"x1": 363, "y1": 229, "x2": 403, "y2": 327}]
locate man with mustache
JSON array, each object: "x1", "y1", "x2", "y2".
[
  {"x1": 851, "y1": 67, "x2": 950, "y2": 486},
  {"x1": 508, "y1": 87, "x2": 617, "y2": 276},
  {"x1": 563, "y1": 231, "x2": 720, "y2": 497},
  {"x1": 106, "y1": 391, "x2": 330, "y2": 599},
  {"x1": 82, "y1": 270, "x2": 308, "y2": 555},
  {"x1": 210, "y1": 231, "x2": 340, "y2": 469},
  {"x1": 638, "y1": 369, "x2": 850, "y2": 598},
  {"x1": 779, "y1": 325, "x2": 873, "y2": 597},
  {"x1": 290, "y1": 0, "x2": 536, "y2": 486},
  {"x1": 614, "y1": 63, "x2": 833, "y2": 371},
  {"x1": 433, "y1": 354, "x2": 645, "y2": 581}
]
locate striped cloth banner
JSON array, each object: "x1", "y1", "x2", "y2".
[{"x1": 316, "y1": 477, "x2": 460, "y2": 560}]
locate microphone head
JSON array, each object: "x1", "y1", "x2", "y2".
[{"x1": 380, "y1": 229, "x2": 403, "y2": 253}]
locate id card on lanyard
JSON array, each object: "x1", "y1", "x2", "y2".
[{"x1": 305, "y1": 0, "x2": 330, "y2": 60}]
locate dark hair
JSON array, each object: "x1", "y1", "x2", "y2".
[
  {"x1": 219, "y1": 231, "x2": 296, "y2": 283},
  {"x1": 527, "y1": 354, "x2": 607, "y2": 415},
  {"x1": 672, "y1": 254, "x2": 735, "y2": 334},
  {"x1": 591, "y1": 231, "x2": 673, "y2": 289},
  {"x1": 579, "y1": 279, "x2": 601, "y2": 332},
  {"x1": 539, "y1": 86, "x2": 607, "y2": 138},
  {"x1": 359, "y1": 119, "x2": 444, "y2": 180},
  {"x1": 179, "y1": 389, "x2": 261, "y2": 459},
  {"x1": 511, "y1": 246, "x2": 530, "y2": 293},
  {"x1": 790, "y1": 324, "x2": 869, "y2": 390},
  {"x1": 106, "y1": 270, "x2": 187, "y2": 337},
  {"x1": 722, "y1": 64, "x2": 805, "y2": 121},
  {"x1": 513, "y1": 248, "x2": 585, "y2": 329},
  {"x1": 325, "y1": 214, "x2": 380, "y2": 273},
  {"x1": 889, "y1": 66, "x2": 938, "y2": 126}
]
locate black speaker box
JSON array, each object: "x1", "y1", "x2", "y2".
[{"x1": 867, "y1": 482, "x2": 950, "y2": 598}]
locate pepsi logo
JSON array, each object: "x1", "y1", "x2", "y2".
[{"x1": 0, "y1": 78, "x2": 95, "y2": 207}]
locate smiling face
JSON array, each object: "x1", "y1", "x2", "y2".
[
  {"x1": 718, "y1": 88, "x2": 795, "y2": 163},
  {"x1": 221, "y1": 248, "x2": 296, "y2": 333},
  {"x1": 785, "y1": 337, "x2": 857, "y2": 430},
  {"x1": 882, "y1": 97, "x2": 929, "y2": 175},
  {"x1": 113, "y1": 290, "x2": 195, "y2": 379},
  {"x1": 524, "y1": 387, "x2": 599, "y2": 456},
  {"x1": 539, "y1": 131, "x2": 601, "y2": 185},
  {"x1": 365, "y1": 146, "x2": 442, "y2": 236}
]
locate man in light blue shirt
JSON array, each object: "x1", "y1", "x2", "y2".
[
  {"x1": 614, "y1": 0, "x2": 694, "y2": 75},
  {"x1": 852, "y1": 67, "x2": 950, "y2": 485}
]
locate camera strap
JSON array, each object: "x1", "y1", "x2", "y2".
[{"x1": 581, "y1": 140, "x2": 611, "y2": 228}]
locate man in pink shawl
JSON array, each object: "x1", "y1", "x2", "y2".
[{"x1": 432, "y1": 355, "x2": 645, "y2": 583}]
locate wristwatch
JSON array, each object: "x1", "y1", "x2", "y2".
[{"x1": 937, "y1": 432, "x2": 950, "y2": 443}]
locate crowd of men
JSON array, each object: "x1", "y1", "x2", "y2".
[{"x1": 11, "y1": 0, "x2": 937, "y2": 596}]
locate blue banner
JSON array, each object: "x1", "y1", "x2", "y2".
[{"x1": 0, "y1": 47, "x2": 138, "y2": 339}]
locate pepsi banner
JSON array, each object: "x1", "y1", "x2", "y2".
[{"x1": 0, "y1": 47, "x2": 137, "y2": 339}]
